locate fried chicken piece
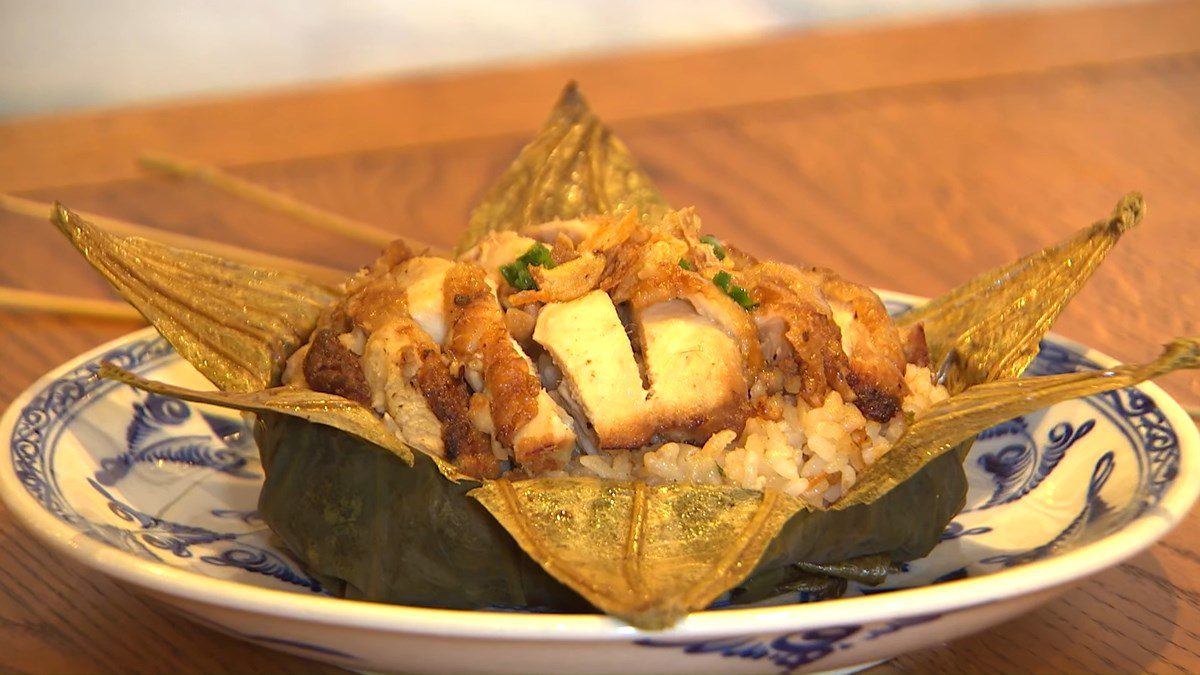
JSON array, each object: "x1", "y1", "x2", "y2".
[
  {"x1": 534, "y1": 290, "x2": 655, "y2": 448},
  {"x1": 342, "y1": 260, "x2": 499, "y2": 477},
  {"x1": 302, "y1": 329, "x2": 371, "y2": 405},
  {"x1": 821, "y1": 276, "x2": 908, "y2": 422},
  {"x1": 444, "y1": 263, "x2": 576, "y2": 472},
  {"x1": 635, "y1": 299, "x2": 750, "y2": 442},
  {"x1": 742, "y1": 262, "x2": 856, "y2": 407}
]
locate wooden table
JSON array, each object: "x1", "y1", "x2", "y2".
[{"x1": 2, "y1": 1, "x2": 1198, "y2": 673}]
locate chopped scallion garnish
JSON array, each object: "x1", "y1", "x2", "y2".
[
  {"x1": 501, "y1": 243, "x2": 556, "y2": 291},
  {"x1": 711, "y1": 271, "x2": 756, "y2": 310},
  {"x1": 700, "y1": 234, "x2": 727, "y2": 260},
  {"x1": 518, "y1": 243, "x2": 556, "y2": 269}
]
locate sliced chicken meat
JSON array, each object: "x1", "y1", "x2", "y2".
[
  {"x1": 443, "y1": 262, "x2": 576, "y2": 472},
  {"x1": 390, "y1": 257, "x2": 455, "y2": 345},
  {"x1": 629, "y1": 264, "x2": 764, "y2": 377},
  {"x1": 635, "y1": 299, "x2": 750, "y2": 442},
  {"x1": 742, "y1": 262, "x2": 908, "y2": 422},
  {"x1": 337, "y1": 261, "x2": 499, "y2": 477},
  {"x1": 534, "y1": 290, "x2": 655, "y2": 449},
  {"x1": 360, "y1": 323, "x2": 449, "y2": 460}
]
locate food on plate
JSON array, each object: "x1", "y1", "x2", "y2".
[
  {"x1": 57, "y1": 83, "x2": 1199, "y2": 629},
  {"x1": 277, "y1": 206, "x2": 948, "y2": 510}
]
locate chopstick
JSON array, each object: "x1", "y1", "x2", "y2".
[
  {"x1": 0, "y1": 288, "x2": 143, "y2": 322},
  {"x1": 139, "y1": 152, "x2": 424, "y2": 251},
  {"x1": 0, "y1": 194, "x2": 348, "y2": 286}
]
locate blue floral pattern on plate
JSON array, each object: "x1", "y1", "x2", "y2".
[{"x1": 9, "y1": 335, "x2": 324, "y2": 593}]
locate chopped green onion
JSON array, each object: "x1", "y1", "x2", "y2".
[
  {"x1": 502, "y1": 243, "x2": 556, "y2": 291},
  {"x1": 700, "y1": 234, "x2": 727, "y2": 260},
  {"x1": 711, "y1": 271, "x2": 756, "y2": 310},
  {"x1": 727, "y1": 286, "x2": 757, "y2": 310},
  {"x1": 501, "y1": 262, "x2": 536, "y2": 291},
  {"x1": 678, "y1": 258, "x2": 695, "y2": 272},
  {"x1": 517, "y1": 243, "x2": 556, "y2": 270}
]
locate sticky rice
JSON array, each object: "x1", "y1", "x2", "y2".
[{"x1": 561, "y1": 363, "x2": 947, "y2": 508}]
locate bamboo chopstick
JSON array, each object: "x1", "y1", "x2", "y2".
[
  {"x1": 0, "y1": 194, "x2": 348, "y2": 286},
  {"x1": 0, "y1": 288, "x2": 143, "y2": 322},
  {"x1": 139, "y1": 152, "x2": 427, "y2": 251}
]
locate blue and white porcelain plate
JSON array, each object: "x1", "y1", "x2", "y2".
[{"x1": 3, "y1": 292, "x2": 1198, "y2": 675}]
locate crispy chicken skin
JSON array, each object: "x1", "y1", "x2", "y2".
[
  {"x1": 338, "y1": 257, "x2": 500, "y2": 478},
  {"x1": 414, "y1": 349, "x2": 500, "y2": 478},
  {"x1": 745, "y1": 262, "x2": 855, "y2": 405},
  {"x1": 742, "y1": 262, "x2": 907, "y2": 422},
  {"x1": 534, "y1": 290, "x2": 655, "y2": 448},
  {"x1": 444, "y1": 263, "x2": 576, "y2": 473},
  {"x1": 819, "y1": 275, "x2": 908, "y2": 422}
]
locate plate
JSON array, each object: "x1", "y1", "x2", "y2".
[{"x1": 3, "y1": 292, "x2": 1197, "y2": 675}]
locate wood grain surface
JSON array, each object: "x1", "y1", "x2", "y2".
[{"x1": 1, "y1": 1, "x2": 1198, "y2": 673}]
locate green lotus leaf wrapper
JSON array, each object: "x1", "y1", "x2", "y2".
[{"x1": 54, "y1": 83, "x2": 1199, "y2": 630}]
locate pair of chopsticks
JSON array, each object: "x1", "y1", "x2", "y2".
[{"x1": 0, "y1": 153, "x2": 440, "y2": 322}]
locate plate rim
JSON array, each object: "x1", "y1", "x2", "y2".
[{"x1": 2, "y1": 292, "x2": 1197, "y2": 642}]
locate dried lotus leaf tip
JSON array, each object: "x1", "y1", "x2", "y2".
[{"x1": 57, "y1": 83, "x2": 1197, "y2": 631}]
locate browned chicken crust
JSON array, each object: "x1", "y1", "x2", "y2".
[
  {"x1": 742, "y1": 262, "x2": 909, "y2": 422},
  {"x1": 444, "y1": 263, "x2": 541, "y2": 452},
  {"x1": 416, "y1": 351, "x2": 500, "y2": 478},
  {"x1": 820, "y1": 275, "x2": 909, "y2": 422},
  {"x1": 335, "y1": 260, "x2": 501, "y2": 478},
  {"x1": 743, "y1": 263, "x2": 854, "y2": 405},
  {"x1": 303, "y1": 329, "x2": 371, "y2": 405}
]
